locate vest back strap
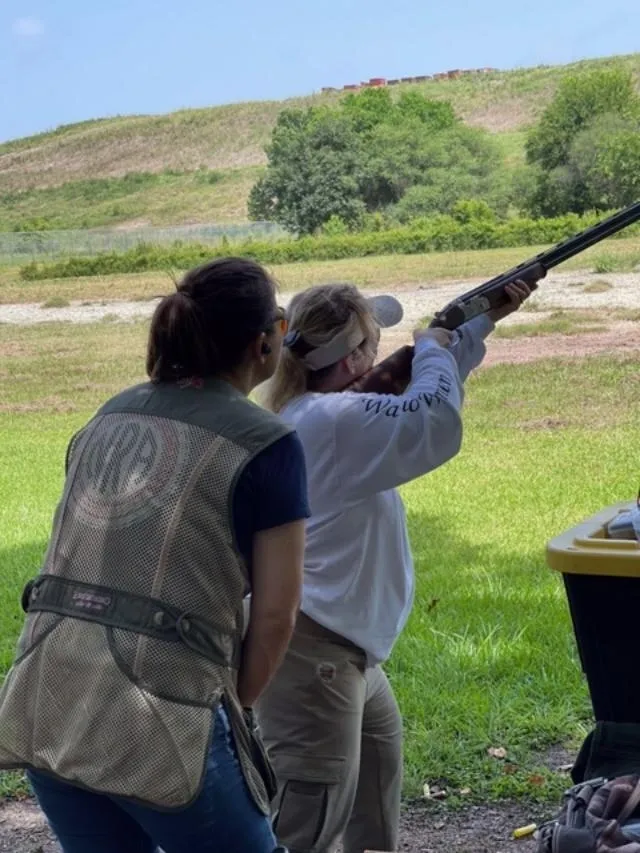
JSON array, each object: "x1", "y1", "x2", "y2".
[{"x1": 23, "y1": 575, "x2": 240, "y2": 669}]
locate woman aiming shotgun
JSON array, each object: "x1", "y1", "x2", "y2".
[{"x1": 257, "y1": 276, "x2": 536, "y2": 853}]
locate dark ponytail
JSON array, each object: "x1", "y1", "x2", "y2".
[{"x1": 146, "y1": 257, "x2": 277, "y2": 382}]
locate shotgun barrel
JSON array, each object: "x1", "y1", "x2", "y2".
[{"x1": 430, "y1": 200, "x2": 640, "y2": 331}]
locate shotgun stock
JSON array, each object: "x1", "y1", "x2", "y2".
[{"x1": 346, "y1": 345, "x2": 415, "y2": 394}]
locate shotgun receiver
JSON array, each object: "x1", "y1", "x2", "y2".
[{"x1": 348, "y1": 200, "x2": 640, "y2": 395}]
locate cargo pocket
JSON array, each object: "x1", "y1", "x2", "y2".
[{"x1": 272, "y1": 752, "x2": 346, "y2": 852}]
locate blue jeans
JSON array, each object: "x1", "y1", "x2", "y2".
[{"x1": 27, "y1": 704, "x2": 283, "y2": 853}]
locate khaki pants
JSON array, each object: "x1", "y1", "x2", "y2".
[{"x1": 255, "y1": 612, "x2": 402, "y2": 853}]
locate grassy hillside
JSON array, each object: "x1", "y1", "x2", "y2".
[
  {"x1": 0, "y1": 167, "x2": 263, "y2": 230},
  {"x1": 0, "y1": 52, "x2": 638, "y2": 229}
]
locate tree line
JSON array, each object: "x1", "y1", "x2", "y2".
[{"x1": 248, "y1": 67, "x2": 640, "y2": 235}]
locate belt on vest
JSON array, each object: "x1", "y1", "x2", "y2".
[{"x1": 22, "y1": 575, "x2": 241, "y2": 669}]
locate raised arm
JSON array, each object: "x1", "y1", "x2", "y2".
[{"x1": 331, "y1": 330, "x2": 466, "y2": 501}]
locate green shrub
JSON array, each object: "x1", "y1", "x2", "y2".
[
  {"x1": 321, "y1": 215, "x2": 350, "y2": 236},
  {"x1": 20, "y1": 211, "x2": 640, "y2": 281}
]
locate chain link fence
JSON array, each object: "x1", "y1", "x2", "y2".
[{"x1": 0, "y1": 221, "x2": 288, "y2": 265}]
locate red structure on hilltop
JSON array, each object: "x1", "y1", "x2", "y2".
[{"x1": 320, "y1": 67, "x2": 497, "y2": 94}]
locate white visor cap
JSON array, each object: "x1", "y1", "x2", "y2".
[{"x1": 302, "y1": 294, "x2": 403, "y2": 371}]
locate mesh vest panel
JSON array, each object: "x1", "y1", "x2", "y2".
[{"x1": 0, "y1": 382, "x2": 290, "y2": 812}]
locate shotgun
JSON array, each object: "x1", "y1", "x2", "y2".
[{"x1": 348, "y1": 200, "x2": 640, "y2": 395}]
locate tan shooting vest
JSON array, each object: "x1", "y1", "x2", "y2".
[{"x1": 0, "y1": 378, "x2": 291, "y2": 812}]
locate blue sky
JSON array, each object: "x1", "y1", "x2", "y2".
[{"x1": 1, "y1": 0, "x2": 639, "y2": 143}]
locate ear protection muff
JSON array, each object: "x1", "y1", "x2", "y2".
[{"x1": 261, "y1": 342, "x2": 272, "y2": 355}]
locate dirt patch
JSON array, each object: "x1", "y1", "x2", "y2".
[
  {"x1": 582, "y1": 280, "x2": 613, "y2": 294},
  {"x1": 377, "y1": 319, "x2": 640, "y2": 368},
  {"x1": 398, "y1": 801, "x2": 545, "y2": 853},
  {"x1": 112, "y1": 219, "x2": 153, "y2": 231},
  {"x1": 0, "y1": 799, "x2": 55, "y2": 853},
  {"x1": 0, "y1": 341, "x2": 33, "y2": 358},
  {"x1": 517, "y1": 417, "x2": 570, "y2": 431},
  {"x1": 1, "y1": 745, "x2": 578, "y2": 851},
  {"x1": 465, "y1": 98, "x2": 535, "y2": 133},
  {"x1": 481, "y1": 321, "x2": 640, "y2": 368},
  {"x1": 0, "y1": 796, "x2": 552, "y2": 853}
]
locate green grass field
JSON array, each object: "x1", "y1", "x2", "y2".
[{"x1": 2, "y1": 318, "x2": 639, "y2": 804}]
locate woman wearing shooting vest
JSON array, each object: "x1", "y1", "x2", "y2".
[
  {"x1": 257, "y1": 279, "x2": 533, "y2": 853},
  {"x1": 0, "y1": 258, "x2": 309, "y2": 853}
]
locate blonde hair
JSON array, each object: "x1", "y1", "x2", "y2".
[{"x1": 262, "y1": 283, "x2": 378, "y2": 413}]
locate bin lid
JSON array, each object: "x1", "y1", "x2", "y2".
[{"x1": 546, "y1": 501, "x2": 640, "y2": 577}]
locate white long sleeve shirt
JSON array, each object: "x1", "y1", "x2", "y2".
[{"x1": 280, "y1": 314, "x2": 494, "y2": 665}]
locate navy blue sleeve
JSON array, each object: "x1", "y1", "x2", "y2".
[{"x1": 232, "y1": 431, "x2": 310, "y2": 568}]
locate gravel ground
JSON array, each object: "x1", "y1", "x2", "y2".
[
  {"x1": 0, "y1": 795, "x2": 551, "y2": 853},
  {"x1": 2, "y1": 270, "x2": 640, "y2": 328}
]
